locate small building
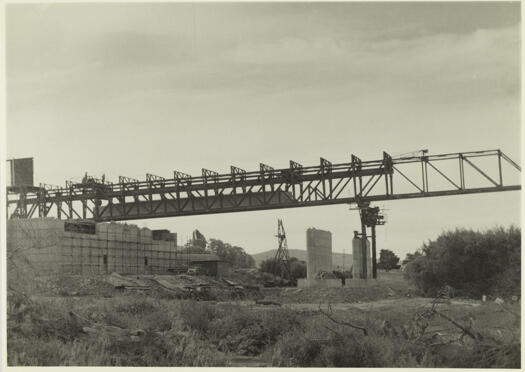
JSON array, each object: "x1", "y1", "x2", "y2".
[{"x1": 187, "y1": 254, "x2": 229, "y2": 276}]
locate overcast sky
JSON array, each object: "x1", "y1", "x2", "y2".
[{"x1": 6, "y1": 2, "x2": 521, "y2": 260}]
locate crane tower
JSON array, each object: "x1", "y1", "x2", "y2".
[{"x1": 274, "y1": 219, "x2": 293, "y2": 282}]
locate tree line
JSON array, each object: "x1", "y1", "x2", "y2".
[{"x1": 182, "y1": 236, "x2": 255, "y2": 269}]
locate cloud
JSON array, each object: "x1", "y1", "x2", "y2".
[
  {"x1": 218, "y1": 23, "x2": 519, "y2": 103},
  {"x1": 225, "y1": 37, "x2": 349, "y2": 64},
  {"x1": 7, "y1": 4, "x2": 520, "y2": 117}
]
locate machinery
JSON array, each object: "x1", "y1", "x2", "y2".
[{"x1": 353, "y1": 202, "x2": 386, "y2": 279}]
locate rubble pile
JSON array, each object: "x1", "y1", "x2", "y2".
[{"x1": 22, "y1": 272, "x2": 264, "y2": 301}]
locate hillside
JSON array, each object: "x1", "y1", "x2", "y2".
[{"x1": 252, "y1": 249, "x2": 353, "y2": 270}]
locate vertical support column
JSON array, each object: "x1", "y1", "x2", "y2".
[
  {"x1": 56, "y1": 191, "x2": 62, "y2": 219},
  {"x1": 351, "y1": 154, "x2": 362, "y2": 198},
  {"x1": 82, "y1": 189, "x2": 87, "y2": 219},
  {"x1": 360, "y1": 214, "x2": 367, "y2": 279},
  {"x1": 68, "y1": 183, "x2": 74, "y2": 219},
  {"x1": 37, "y1": 190, "x2": 44, "y2": 217},
  {"x1": 422, "y1": 157, "x2": 429, "y2": 192},
  {"x1": 19, "y1": 188, "x2": 28, "y2": 218},
  {"x1": 371, "y1": 224, "x2": 377, "y2": 279},
  {"x1": 425, "y1": 159, "x2": 428, "y2": 192},
  {"x1": 459, "y1": 154, "x2": 465, "y2": 189},
  {"x1": 421, "y1": 159, "x2": 427, "y2": 192},
  {"x1": 94, "y1": 189, "x2": 101, "y2": 220},
  {"x1": 149, "y1": 182, "x2": 153, "y2": 213},
  {"x1": 176, "y1": 183, "x2": 181, "y2": 212},
  {"x1": 383, "y1": 152, "x2": 392, "y2": 196},
  {"x1": 498, "y1": 150, "x2": 503, "y2": 186}
]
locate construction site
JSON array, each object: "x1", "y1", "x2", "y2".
[
  {"x1": 4, "y1": 2, "x2": 521, "y2": 367},
  {"x1": 5, "y1": 149, "x2": 522, "y2": 367},
  {"x1": 8, "y1": 149, "x2": 520, "y2": 280}
]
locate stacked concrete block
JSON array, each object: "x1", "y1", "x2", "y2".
[
  {"x1": 352, "y1": 236, "x2": 372, "y2": 279},
  {"x1": 150, "y1": 238, "x2": 177, "y2": 274},
  {"x1": 306, "y1": 228, "x2": 333, "y2": 283},
  {"x1": 120, "y1": 224, "x2": 129, "y2": 274},
  {"x1": 121, "y1": 224, "x2": 138, "y2": 274},
  {"x1": 160, "y1": 242, "x2": 168, "y2": 272},
  {"x1": 151, "y1": 240, "x2": 159, "y2": 273},
  {"x1": 96, "y1": 223, "x2": 109, "y2": 274},
  {"x1": 108, "y1": 223, "x2": 122, "y2": 273},
  {"x1": 61, "y1": 225, "x2": 73, "y2": 274},
  {"x1": 7, "y1": 218, "x2": 182, "y2": 277},
  {"x1": 140, "y1": 227, "x2": 152, "y2": 274},
  {"x1": 156, "y1": 241, "x2": 164, "y2": 272},
  {"x1": 7, "y1": 218, "x2": 65, "y2": 275}
]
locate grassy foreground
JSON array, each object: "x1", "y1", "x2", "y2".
[{"x1": 7, "y1": 286, "x2": 520, "y2": 367}]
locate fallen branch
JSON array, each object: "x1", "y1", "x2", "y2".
[
  {"x1": 318, "y1": 304, "x2": 368, "y2": 336},
  {"x1": 323, "y1": 325, "x2": 344, "y2": 339},
  {"x1": 434, "y1": 310, "x2": 483, "y2": 341}
]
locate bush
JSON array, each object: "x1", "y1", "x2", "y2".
[
  {"x1": 272, "y1": 330, "x2": 323, "y2": 366},
  {"x1": 7, "y1": 296, "x2": 227, "y2": 366},
  {"x1": 179, "y1": 301, "x2": 217, "y2": 334},
  {"x1": 272, "y1": 330, "x2": 434, "y2": 367},
  {"x1": 260, "y1": 257, "x2": 306, "y2": 279},
  {"x1": 208, "y1": 305, "x2": 301, "y2": 356},
  {"x1": 404, "y1": 226, "x2": 520, "y2": 298}
]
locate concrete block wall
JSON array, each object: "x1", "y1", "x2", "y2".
[
  {"x1": 8, "y1": 218, "x2": 66, "y2": 276},
  {"x1": 141, "y1": 227, "x2": 152, "y2": 274},
  {"x1": 7, "y1": 218, "x2": 185, "y2": 276}
]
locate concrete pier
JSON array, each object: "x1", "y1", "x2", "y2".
[
  {"x1": 306, "y1": 228, "x2": 332, "y2": 284},
  {"x1": 352, "y1": 236, "x2": 372, "y2": 279}
]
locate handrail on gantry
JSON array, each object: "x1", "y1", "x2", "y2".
[{"x1": 14, "y1": 149, "x2": 514, "y2": 195}]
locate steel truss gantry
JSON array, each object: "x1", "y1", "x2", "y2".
[{"x1": 6, "y1": 149, "x2": 521, "y2": 222}]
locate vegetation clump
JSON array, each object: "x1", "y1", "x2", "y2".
[{"x1": 403, "y1": 226, "x2": 520, "y2": 298}]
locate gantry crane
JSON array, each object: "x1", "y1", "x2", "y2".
[{"x1": 7, "y1": 149, "x2": 520, "y2": 222}]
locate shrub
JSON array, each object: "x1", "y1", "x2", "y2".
[
  {"x1": 208, "y1": 306, "x2": 301, "y2": 356},
  {"x1": 7, "y1": 296, "x2": 226, "y2": 366},
  {"x1": 272, "y1": 330, "x2": 323, "y2": 367},
  {"x1": 404, "y1": 226, "x2": 520, "y2": 297},
  {"x1": 260, "y1": 257, "x2": 306, "y2": 279},
  {"x1": 179, "y1": 301, "x2": 217, "y2": 334}
]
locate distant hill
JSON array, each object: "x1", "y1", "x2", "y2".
[{"x1": 252, "y1": 249, "x2": 353, "y2": 270}]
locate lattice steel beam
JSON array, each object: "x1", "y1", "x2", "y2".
[{"x1": 6, "y1": 149, "x2": 521, "y2": 221}]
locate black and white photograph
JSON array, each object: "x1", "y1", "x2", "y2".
[{"x1": 2, "y1": 1, "x2": 522, "y2": 368}]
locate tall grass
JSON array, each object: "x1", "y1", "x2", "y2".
[{"x1": 7, "y1": 290, "x2": 520, "y2": 367}]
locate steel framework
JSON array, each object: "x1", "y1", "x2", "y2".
[
  {"x1": 274, "y1": 219, "x2": 292, "y2": 282},
  {"x1": 6, "y1": 149, "x2": 521, "y2": 222}
]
